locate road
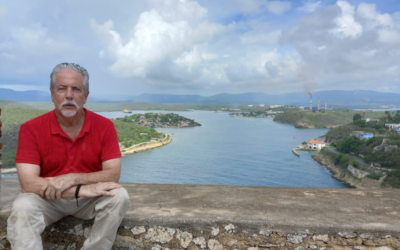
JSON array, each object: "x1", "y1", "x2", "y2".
[{"x1": 326, "y1": 147, "x2": 369, "y2": 167}]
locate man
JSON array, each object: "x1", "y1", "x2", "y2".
[{"x1": 7, "y1": 63, "x2": 131, "y2": 250}]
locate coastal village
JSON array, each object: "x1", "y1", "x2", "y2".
[{"x1": 292, "y1": 112, "x2": 400, "y2": 189}]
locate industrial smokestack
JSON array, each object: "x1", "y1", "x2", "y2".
[
  {"x1": 318, "y1": 97, "x2": 320, "y2": 110},
  {"x1": 325, "y1": 102, "x2": 327, "y2": 111},
  {"x1": 310, "y1": 94, "x2": 312, "y2": 111}
]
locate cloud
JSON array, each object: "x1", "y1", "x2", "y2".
[
  {"x1": 91, "y1": 0, "x2": 226, "y2": 85},
  {"x1": 297, "y1": 1, "x2": 322, "y2": 13},
  {"x1": 280, "y1": 0, "x2": 400, "y2": 93},
  {"x1": 329, "y1": 1, "x2": 363, "y2": 39},
  {"x1": 265, "y1": 1, "x2": 292, "y2": 15}
]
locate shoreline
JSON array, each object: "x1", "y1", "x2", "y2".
[
  {"x1": 311, "y1": 152, "x2": 383, "y2": 189},
  {"x1": 121, "y1": 135, "x2": 172, "y2": 156},
  {"x1": 311, "y1": 153, "x2": 357, "y2": 189}
]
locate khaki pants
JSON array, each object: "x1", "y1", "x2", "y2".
[{"x1": 7, "y1": 187, "x2": 131, "y2": 250}]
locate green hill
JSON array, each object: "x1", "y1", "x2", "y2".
[{"x1": 273, "y1": 110, "x2": 386, "y2": 128}]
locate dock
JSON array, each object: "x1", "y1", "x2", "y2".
[{"x1": 292, "y1": 148, "x2": 300, "y2": 156}]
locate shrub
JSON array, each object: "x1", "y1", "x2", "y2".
[
  {"x1": 366, "y1": 173, "x2": 382, "y2": 180},
  {"x1": 382, "y1": 170, "x2": 400, "y2": 188}
]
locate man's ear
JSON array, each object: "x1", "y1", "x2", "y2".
[
  {"x1": 51, "y1": 90, "x2": 55, "y2": 103},
  {"x1": 84, "y1": 92, "x2": 89, "y2": 105}
]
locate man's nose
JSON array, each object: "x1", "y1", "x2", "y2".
[{"x1": 66, "y1": 88, "x2": 73, "y2": 99}]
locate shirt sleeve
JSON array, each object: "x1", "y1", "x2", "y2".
[
  {"x1": 101, "y1": 122, "x2": 122, "y2": 162},
  {"x1": 15, "y1": 123, "x2": 41, "y2": 165}
]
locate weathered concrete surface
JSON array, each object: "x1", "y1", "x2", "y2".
[{"x1": 1, "y1": 178, "x2": 399, "y2": 235}]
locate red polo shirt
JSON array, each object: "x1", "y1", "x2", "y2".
[{"x1": 15, "y1": 108, "x2": 121, "y2": 177}]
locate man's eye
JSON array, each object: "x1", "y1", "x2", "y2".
[{"x1": 73, "y1": 88, "x2": 81, "y2": 92}]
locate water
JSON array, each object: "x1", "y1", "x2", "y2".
[{"x1": 95, "y1": 110, "x2": 348, "y2": 188}]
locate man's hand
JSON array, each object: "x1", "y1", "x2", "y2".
[
  {"x1": 79, "y1": 182, "x2": 122, "y2": 198},
  {"x1": 44, "y1": 174, "x2": 76, "y2": 200}
]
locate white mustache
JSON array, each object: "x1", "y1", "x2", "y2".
[{"x1": 59, "y1": 100, "x2": 79, "y2": 110}]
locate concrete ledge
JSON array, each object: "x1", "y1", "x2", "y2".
[{"x1": 1, "y1": 178, "x2": 400, "y2": 249}]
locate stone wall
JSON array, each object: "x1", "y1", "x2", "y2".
[{"x1": 1, "y1": 217, "x2": 398, "y2": 250}]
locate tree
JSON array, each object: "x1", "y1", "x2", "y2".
[
  {"x1": 353, "y1": 113, "x2": 362, "y2": 122},
  {"x1": 393, "y1": 111, "x2": 400, "y2": 123},
  {"x1": 336, "y1": 136, "x2": 363, "y2": 154}
]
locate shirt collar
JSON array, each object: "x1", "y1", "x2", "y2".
[{"x1": 50, "y1": 108, "x2": 91, "y2": 135}]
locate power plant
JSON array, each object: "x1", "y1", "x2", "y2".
[{"x1": 305, "y1": 94, "x2": 327, "y2": 111}]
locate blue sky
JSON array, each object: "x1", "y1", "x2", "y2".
[{"x1": 0, "y1": 0, "x2": 399, "y2": 99}]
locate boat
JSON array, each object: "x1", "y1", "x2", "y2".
[{"x1": 123, "y1": 109, "x2": 132, "y2": 113}]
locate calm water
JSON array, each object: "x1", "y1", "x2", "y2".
[{"x1": 96, "y1": 110, "x2": 348, "y2": 188}]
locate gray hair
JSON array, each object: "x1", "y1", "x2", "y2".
[{"x1": 50, "y1": 63, "x2": 89, "y2": 94}]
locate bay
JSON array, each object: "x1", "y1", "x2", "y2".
[{"x1": 97, "y1": 110, "x2": 348, "y2": 188}]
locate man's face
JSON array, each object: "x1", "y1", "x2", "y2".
[{"x1": 51, "y1": 69, "x2": 89, "y2": 118}]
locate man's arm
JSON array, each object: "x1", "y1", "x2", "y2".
[
  {"x1": 17, "y1": 163, "x2": 49, "y2": 197},
  {"x1": 18, "y1": 158, "x2": 122, "y2": 200},
  {"x1": 44, "y1": 158, "x2": 121, "y2": 199}
]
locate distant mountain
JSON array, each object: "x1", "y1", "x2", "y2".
[
  {"x1": 0, "y1": 88, "x2": 105, "y2": 102},
  {"x1": 130, "y1": 90, "x2": 400, "y2": 107},
  {"x1": 1, "y1": 88, "x2": 400, "y2": 107},
  {"x1": 0, "y1": 88, "x2": 51, "y2": 102}
]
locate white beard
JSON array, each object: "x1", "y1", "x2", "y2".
[
  {"x1": 59, "y1": 100, "x2": 79, "y2": 117},
  {"x1": 61, "y1": 109, "x2": 77, "y2": 117}
]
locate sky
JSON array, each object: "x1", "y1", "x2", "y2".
[{"x1": 0, "y1": 0, "x2": 399, "y2": 99}]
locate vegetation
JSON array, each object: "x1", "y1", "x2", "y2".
[
  {"x1": 111, "y1": 119, "x2": 164, "y2": 148},
  {"x1": 366, "y1": 173, "x2": 382, "y2": 180},
  {"x1": 383, "y1": 170, "x2": 400, "y2": 188},
  {"x1": 319, "y1": 111, "x2": 400, "y2": 188},
  {"x1": 274, "y1": 110, "x2": 386, "y2": 128},
  {"x1": 1, "y1": 107, "x2": 48, "y2": 168},
  {"x1": 114, "y1": 113, "x2": 201, "y2": 128}
]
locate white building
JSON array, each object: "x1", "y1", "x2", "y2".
[
  {"x1": 259, "y1": 104, "x2": 265, "y2": 107},
  {"x1": 386, "y1": 124, "x2": 400, "y2": 130},
  {"x1": 308, "y1": 139, "x2": 326, "y2": 150}
]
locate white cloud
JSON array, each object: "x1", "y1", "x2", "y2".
[
  {"x1": 91, "y1": 0, "x2": 227, "y2": 88},
  {"x1": 378, "y1": 29, "x2": 400, "y2": 46},
  {"x1": 265, "y1": 1, "x2": 292, "y2": 15},
  {"x1": 280, "y1": 0, "x2": 400, "y2": 92},
  {"x1": 357, "y1": 3, "x2": 393, "y2": 29},
  {"x1": 240, "y1": 30, "x2": 281, "y2": 45},
  {"x1": 297, "y1": 1, "x2": 321, "y2": 13},
  {"x1": 330, "y1": 1, "x2": 362, "y2": 39}
]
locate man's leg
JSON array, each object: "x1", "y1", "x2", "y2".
[
  {"x1": 7, "y1": 193, "x2": 67, "y2": 250},
  {"x1": 73, "y1": 187, "x2": 130, "y2": 250}
]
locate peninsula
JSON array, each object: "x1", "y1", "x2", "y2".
[{"x1": 114, "y1": 112, "x2": 201, "y2": 128}]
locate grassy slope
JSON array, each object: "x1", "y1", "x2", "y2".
[
  {"x1": 273, "y1": 110, "x2": 386, "y2": 128},
  {"x1": 1, "y1": 107, "x2": 48, "y2": 168}
]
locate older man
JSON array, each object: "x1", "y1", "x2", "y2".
[{"x1": 7, "y1": 63, "x2": 130, "y2": 250}]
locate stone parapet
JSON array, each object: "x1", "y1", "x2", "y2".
[{"x1": 1, "y1": 179, "x2": 400, "y2": 249}]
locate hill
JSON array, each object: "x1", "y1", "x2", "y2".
[{"x1": 273, "y1": 110, "x2": 386, "y2": 128}]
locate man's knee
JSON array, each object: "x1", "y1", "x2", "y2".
[
  {"x1": 10, "y1": 193, "x2": 43, "y2": 215},
  {"x1": 108, "y1": 187, "x2": 131, "y2": 211}
]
